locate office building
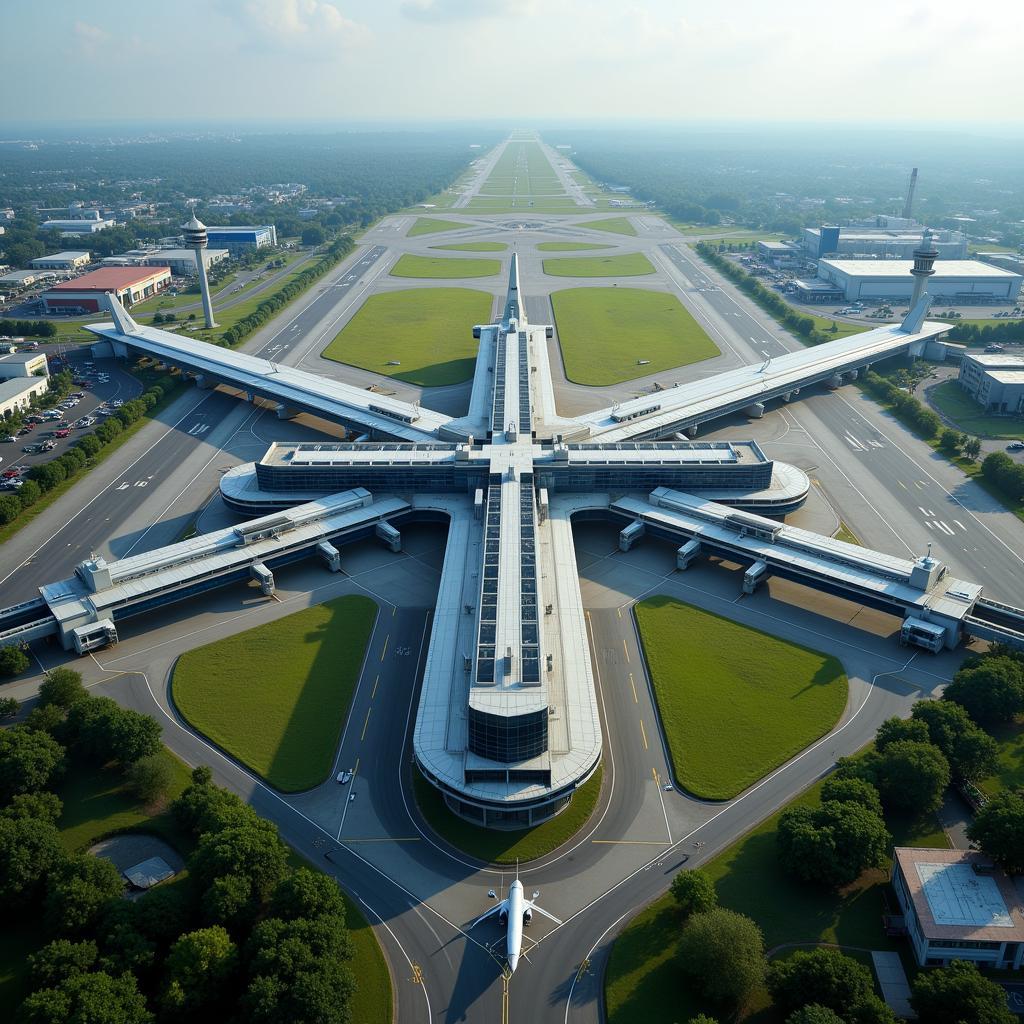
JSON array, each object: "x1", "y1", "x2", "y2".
[
  {"x1": 0, "y1": 376, "x2": 50, "y2": 419},
  {"x1": 30, "y1": 251, "x2": 92, "y2": 271},
  {"x1": 41, "y1": 217, "x2": 115, "y2": 237},
  {"x1": 205, "y1": 225, "x2": 277, "y2": 252},
  {"x1": 958, "y1": 352, "x2": 1024, "y2": 414},
  {"x1": 0, "y1": 351, "x2": 49, "y2": 380},
  {"x1": 803, "y1": 226, "x2": 967, "y2": 260},
  {"x1": 891, "y1": 847, "x2": 1024, "y2": 970}
]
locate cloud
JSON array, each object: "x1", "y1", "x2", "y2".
[
  {"x1": 233, "y1": 0, "x2": 369, "y2": 51},
  {"x1": 72, "y1": 19, "x2": 110, "y2": 58},
  {"x1": 400, "y1": 0, "x2": 522, "y2": 23}
]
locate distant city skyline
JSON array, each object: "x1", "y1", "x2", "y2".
[{"x1": 5, "y1": 0, "x2": 1023, "y2": 125}]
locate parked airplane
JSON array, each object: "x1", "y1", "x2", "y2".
[{"x1": 469, "y1": 865, "x2": 561, "y2": 973}]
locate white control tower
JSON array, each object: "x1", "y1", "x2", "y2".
[{"x1": 182, "y1": 212, "x2": 218, "y2": 329}]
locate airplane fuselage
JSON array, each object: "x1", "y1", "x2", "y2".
[{"x1": 506, "y1": 879, "x2": 525, "y2": 972}]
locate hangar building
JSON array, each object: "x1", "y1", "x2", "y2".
[
  {"x1": 41, "y1": 266, "x2": 171, "y2": 313},
  {"x1": 815, "y1": 259, "x2": 1022, "y2": 305}
]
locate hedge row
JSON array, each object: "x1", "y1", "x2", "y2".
[
  {"x1": 0, "y1": 375, "x2": 180, "y2": 528},
  {"x1": 860, "y1": 370, "x2": 943, "y2": 440},
  {"x1": 947, "y1": 319, "x2": 1024, "y2": 345},
  {"x1": 981, "y1": 451, "x2": 1024, "y2": 502},
  {"x1": 0, "y1": 319, "x2": 57, "y2": 339},
  {"x1": 695, "y1": 242, "x2": 835, "y2": 345},
  {"x1": 218, "y1": 234, "x2": 356, "y2": 348}
]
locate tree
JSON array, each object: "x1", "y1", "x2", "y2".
[
  {"x1": 944, "y1": 657, "x2": 1024, "y2": 724},
  {"x1": 939, "y1": 428, "x2": 965, "y2": 455},
  {"x1": 45, "y1": 853, "x2": 124, "y2": 934},
  {"x1": 190, "y1": 819, "x2": 288, "y2": 905},
  {"x1": 0, "y1": 816, "x2": 66, "y2": 904},
  {"x1": 17, "y1": 479, "x2": 42, "y2": 509},
  {"x1": 23, "y1": 704, "x2": 65, "y2": 735},
  {"x1": 875, "y1": 716, "x2": 930, "y2": 750},
  {"x1": 777, "y1": 800, "x2": 890, "y2": 889},
  {"x1": 911, "y1": 700, "x2": 998, "y2": 782},
  {"x1": 15, "y1": 970, "x2": 153, "y2": 1024},
  {"x1": 66, "y1": 697, "x2": 161, "y2": 766},
  {"x1": 768, "y1": 948, "x2": 895, "y2": 1023},
  {"x1": 786, "y1": 1008, "x2": 845, "y2": 1024},
  {"x1": 870, "y1": 740, "x2": 950, "y2": 814},
  {"x1": 0, "y1": 644, "x2": 30, "y2": 677},
  {"x1": 28, "y1": 939, "x2": 98, "y2": 989},
  {"x1": 1, "y1": 791, "x2": 62, "y2": 824},
  {"x1": 687, "y1": 1017, "x2": 720, "y2": 1024},
  {"x1": 0, "y1": 727, "x2": 65, "y2": 801},
  {"x1": 910, "y1": 959, "x2": 1015, "y2": 1024},
  {"x1": 38, "y1": 667, "x2": 87, "y2": 709},
  {"x1": 963, "y1": 436, "x2": 982, "y2": 461},
  {"x1": 161, "y1": 926, "x2": 239, "y2": 1020},
  {"x1": 172, "y1": 773, "x2": 258, "y2": 837},
  {"x1": 301, "y1": 226, "x2": 326, "y2": 246},
  {"x1": 271, "y1": 867, "x2": 347, "y2": 922},
  {"x1": 819, "y1": 776, "x2": 883, "y2": 817},
  {"x1": 0, "y1": 494, "x2": 21, "y2": 525},
  {"x1": 126, "y1": 753, "x2": 174, "y2": 804},
  {"x1": 677, "y1": 909, "x2": 765, "y2": 1010},
  {"x1": 0, "y1": 696, "x2": 19, "y2": 719},
  {"x1": 967, "y1": 789, "x2": 1024, "y2": 874},
  {"x1": 670, "y1": 868, "x2": 718, "y2": 917}
]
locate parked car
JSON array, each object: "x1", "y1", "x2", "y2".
[
  {"x1": 1, "y1": 435, "x2": 15, "y2": 443},
  {"x1": 1008, "y1": 441, "x2": 1024, "y2": 451},
  {"x1": 55, "y1": 429, "x2": 70, "y2": 438}
]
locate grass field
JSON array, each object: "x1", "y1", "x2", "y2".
[
  {"x1": 390, "y1": 253, "x2": 501, "y2": 279},
  {"x1": 414, "y1": 766, "x2": 603, "y2": 864},
  {"x1": 834, "y1": 521, "x2": 861, "y2": 545},
  {"x1": 431, "y1": 241, "x2": 507, "y2": 252},
  {"x1": 550, "y1": 287, "x2": 720, "y2": 386},
  {"x1": 536, "y1": 241, "x2": 615, "y2": 252},
  {"x1": 407, "y1": 216, "x2": 471, "y2": 236},
  {"x1": 979, "y1": 719, "x2": 1024, "y2": 797},
  {"x1": 575, "y1": 216, "x2": 637, "y2": 236},
  {"x1": 928, "y1": 379, "x2": 1024, "y2": 439},
  {"x1": 542, "y1": 253, "x2": 655, "y2": 278},
  {"x1": 322, "y1": 287, "x2": 490, "y2": 387},
  {"x1": 635, "y1": 597, "x2": 848, "y2": 800},
  {"x1": 172, "y1": 596, "x2": 378, "y2": 792},
  {"x1": 605, "y1": 769, "x2": 948, "y2": 1024}
]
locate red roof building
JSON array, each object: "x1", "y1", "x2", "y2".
[{"x1": 42, "y1": 266, "x2": 171, "y2": 314}]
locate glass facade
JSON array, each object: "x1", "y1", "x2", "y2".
[{"x1": 468, "y1": 707, "x2": 548, "y2": 763}]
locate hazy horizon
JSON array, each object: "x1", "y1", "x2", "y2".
[{"x1": 7, "y1": 0, "x2": 1023, "y2": 126}]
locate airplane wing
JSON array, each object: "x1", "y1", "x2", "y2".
[
  {"x1": 469, "y1": 900, "x2": 507, "y2": 930},
  {"x1": 526, "y1": 901, "x2": 562, "y2": 925}
]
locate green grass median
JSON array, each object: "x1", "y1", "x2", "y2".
[
  {"x1": 929, "y1": 379, "x2": 1024, "y2": 439},
  {"x1": 550, "y1": 287, "x2": 720, "y2": 385},
  {"x1": 542, "y1": 253, "x2": 655, "y2": 278},
  {"x1": 407, "y1": 216, "x2": 471, "y2": 236},
  {"x1": 431, "y1": 241, "x2": 508, "y2": 252},
  {"x1": 322, "y1": 287, "x2": 491, "y2": 387},
  {"x1": 635, "y1": 597, "x2": 847, "y2": 800},
  {"x1": 391, "y1": 253, "x2": 501, "y2": 279},
  {"x1": 575, "y1": 216, "x2": 637, "y2": 236},
  {"x1": 536, "y1": 242, "x2": 615, "y2": 252},
  {"x1": 172, "y1": 595, "x2": 377, "y2": 792}
]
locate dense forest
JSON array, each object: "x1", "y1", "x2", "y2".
[{"x1": 553, "y1": 127, "x2": 1024, "y2": 246}]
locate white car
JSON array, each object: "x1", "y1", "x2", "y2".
[{"x1": 336, "y1": 770, "x2": 353, "y2": 785}]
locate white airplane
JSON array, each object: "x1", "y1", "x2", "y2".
[{"x1": 469, "y1": 866, "x2": 561, "y2": 974}]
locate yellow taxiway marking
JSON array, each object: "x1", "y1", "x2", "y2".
[
  {"x1": 501, "y1": 972, "x2": 510, "y2": 1024},
  {"x1": 617, "y1": 606, "x2": 622, "y2": 619},
  {"x1": 371, "y1": 674, "x2": 380, "y2": 699},
  {"x1": 380, "y1": 634, "x2": 390, "y2": 661},
  {"x1": 639, "y1": 719, "x2": 649, "y2": 750},
  {"x1": 361, "y1": 708, "x2": 372, "y2": 741},
  {"x1": 411, "y1": 963, "x2": 423, "y2": 985},
  {"x1": 622, "y1": 638, "x2": 630, "y2": 662},
  {"x1": 629, "y1": 672, "x2": 638, "y2": 703}
]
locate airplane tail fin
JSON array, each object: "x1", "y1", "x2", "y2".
[
  {"x1": 899, "y1": 293, "x2": 932, "y2": 334},
  {"x1": 105, "y1": 292, "x2": 140, "y2": 336}
]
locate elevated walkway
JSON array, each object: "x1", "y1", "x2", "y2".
[
  {"x1": 86, "y1": 297, "x2": 452, "y2": 443},
  {"x1": 572, "y1": 298, "x2": 950, "y2": 442}
]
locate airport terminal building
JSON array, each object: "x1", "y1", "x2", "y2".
[{"x1": 815, "y1": 259, "x2": 1022, "y2": 305}]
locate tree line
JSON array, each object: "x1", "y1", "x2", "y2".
[{"x1": 1, "y1": 668, "x2": 359, "y2": 1023}]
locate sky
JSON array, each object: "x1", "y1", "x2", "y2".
[{"x1": 5, "y1": 0, "x2": 1023, "y2": 126}]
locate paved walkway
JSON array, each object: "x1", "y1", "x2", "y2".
[
  {"x1": 937, "y1": 789, "x2": 975, "y2": 849},
  {"x1": 871, "y1": 950, "x2": 916, "y2": 1019}
]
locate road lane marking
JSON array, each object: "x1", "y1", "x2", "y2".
[
  {"x1": 371, "y1": 674, "x2": 379, "y2": 699},
  {"x1": 622, "y1": 638, "x2": 629, "y2": 662},
  {"x1": 629, "y1": 673, "x2": 638, "y2": 703},
  {"x1": 639, "y1": 719, "x2": 648, "y2": 750},
  {"x1": 380, "y1": 634, "x2": 389, "y2": 661},
  {"x1": 360, "y1": 708, "x2": 372, "y2": 741}
]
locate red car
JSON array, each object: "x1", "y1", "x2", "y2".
[
  {"x1": 55, "y1": 429, "x2": 71, "y2": 438},
  {"x1": 1, "y1": 469, "x2": 19, "y2": 479}
]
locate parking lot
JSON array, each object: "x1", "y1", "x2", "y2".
[{"x1": 1, "y1": 350, "x2": 142, "y2": 489}]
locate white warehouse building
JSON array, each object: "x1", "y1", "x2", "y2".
[{"x1": 816, "y1": 259, "x2": 1023, "y2": 305}]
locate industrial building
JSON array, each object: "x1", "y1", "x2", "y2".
[
  {"x1": 0, "y1": 351, "x2": 49, "y2": 380},
  {"x1": 42, "y1": 266, "x2": 170, "y2": 314},
  {"x1": 0, "y1": 270, "x2": 55, "y2": 293},
  {"x1": 41, "y1": 217, "x2": 115, "y2": 237},
  {"x1": 958, "y1": 352, "x2": 1024, "y2": 415},
  {"x1": 891, "y1": 848, "x2": 1024, "y2": 970},
  {"x1": 30, "y1": 251, "x2": 92, "y2": 271},
  {"x1": 815, "y1": 259, "x2": 1022, "y2": 304},
  {"x1": 0, "y1": 376, "x2": 50, "y2": 419},
  {"x1": 205, "y1": 225, "x2": 277, "y2": 252},
  {"x1": 803, "y1": 226, "x2": 967, "y2": 260},
  {"x1": 101, "y1": 248, "x2": 228, "y2": 277}
]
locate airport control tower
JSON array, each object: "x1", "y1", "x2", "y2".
[
  {"x1": 909, "y1": 228, "x2": 939, "y2": 308},
  {"x1": 182, "y1": 213, "x2": 218, "y2": 329}
]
